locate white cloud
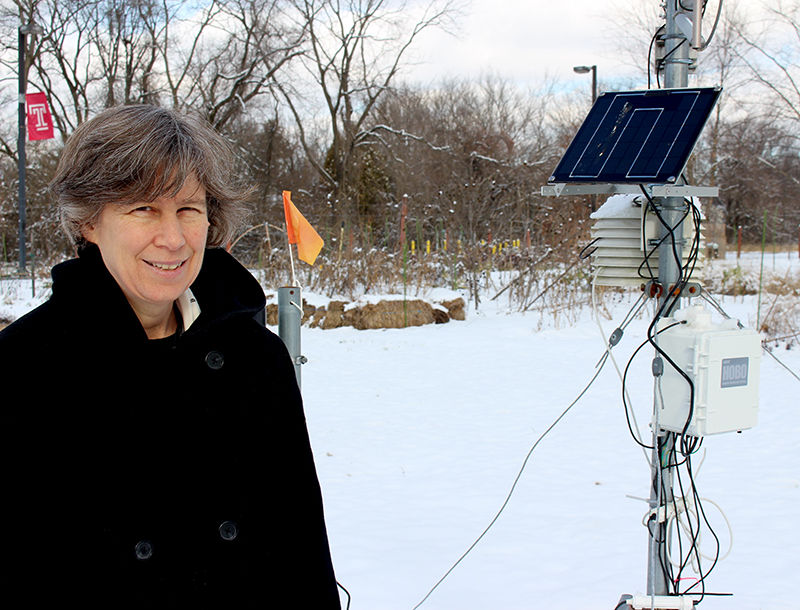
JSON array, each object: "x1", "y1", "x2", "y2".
[{"x1": 402, "y1": 0, "x2": 638, "y2": 88}]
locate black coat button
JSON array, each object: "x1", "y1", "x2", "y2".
[
  {"x1": 219, "y1": 520, "x2": 238, "y2": 541},
  {"x1": 205, "y1": 351, "x2": 224, "y2": 370},
  {"x1": 134, "y1": 540, "x2": 153, "y2": 560}
]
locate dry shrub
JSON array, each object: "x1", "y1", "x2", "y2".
[
  {"x1": 757, "y1": 295, "x2": 800, "y2": 345},
  {"x1": 239, "y1": 231, "x2": 596, "y2": 328},
  {"x1": 704, "y1": 265, "x2": 759, "y2": 295}
]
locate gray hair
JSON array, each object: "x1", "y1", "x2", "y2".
[{"x1": 49, "y1": 104, "x2": 252, "y2": 248}]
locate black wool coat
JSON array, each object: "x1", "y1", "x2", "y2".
[{"x1": 0, "y1": 245, "x2": 341, "y2": 609}]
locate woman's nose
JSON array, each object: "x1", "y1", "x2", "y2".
[{"x1": 153, "y1": 213, "x2": 187, "y2": 250}]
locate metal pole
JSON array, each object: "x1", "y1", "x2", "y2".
[
  {"x1": 646, "y1": 0, "x2": 691, "y2": 598},
  {"x1": 573, "y1": 64, "x2": 598, "y2": 212},
  {"x1": 17, "y1": 25, "x2": 27, "y2": 274},
  {"x1": 590, "y1": 65, "x2": 597, "y2": 212},
  {"x1": 278, "y1": 286, "x2": 306, "y2": 388}
]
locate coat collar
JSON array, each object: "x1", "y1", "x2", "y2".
[{"x1": 50, "y1": 244, "x2": 265, "y2": 341}]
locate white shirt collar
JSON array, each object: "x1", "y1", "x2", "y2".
[{"x1": 175, "y1": 288, "x2": 201, "y2": 332}]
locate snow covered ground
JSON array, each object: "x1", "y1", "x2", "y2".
[
  {"x1": 300, "y1": 251, "x2": 800, "y2": 610},
  {"x1": 2, "y1": 251, "x2": 798, "y2": 609}
]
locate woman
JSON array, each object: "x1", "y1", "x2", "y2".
[{"x1": 0, "y1": 105, "x2": 341, "y2": 608}]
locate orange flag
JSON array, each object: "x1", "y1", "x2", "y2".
[{"x1": 282, "y1": 190, "x2": 324, "y2": 265}]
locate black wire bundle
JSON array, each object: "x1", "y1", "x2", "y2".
[{"x1": 620, "y1": 186, "x2": 724, "y2": 603}]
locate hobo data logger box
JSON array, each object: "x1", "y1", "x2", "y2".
[{"x1": 655, "y1": 305, "x2": 761, "y2": 436}]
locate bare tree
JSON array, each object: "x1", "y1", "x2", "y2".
[
  {"x1": 366, "y1": 76, "x2": 568, "y2": 248},
  {"x1": 0, "y1": 0, "x2": 307, "y2": 140},
  {"x1": 275, "y1": 0, "x2": 457, "y2": 221},
  {"x1": 0, "y1": 0, "x2": 308, "y2": 263},
  {"x1": 731, "y1": 0, "x2": 800, "y2": 127}
]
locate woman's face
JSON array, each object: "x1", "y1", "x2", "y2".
[{"x1": 82, "y1": 174, "x2": 210, "y2": 319}]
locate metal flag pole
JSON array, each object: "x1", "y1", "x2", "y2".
[
  {"x1": 278, "y1": 219, "x2": 305, "y2": 388},
  {"x1": 278, "y1": 286, "x2": 305, "y2": 388}
]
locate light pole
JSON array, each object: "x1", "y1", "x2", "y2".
[
  {"x1": 573, "y1": 64, "x2": 598, "y2": 212},
  {"x1": 572, "y1": 64, "x2": 597, "y2": 104},
  {"x1": 18, "y1": 22, "x2": 42, "y2": 274}
]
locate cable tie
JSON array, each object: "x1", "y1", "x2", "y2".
[{"x1": 609, "y1": 328, "x2": 623, "y2": 347}]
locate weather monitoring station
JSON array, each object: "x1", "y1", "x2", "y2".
[{"x1": 543, "y1": 1, "x2": 760, "y2": 608}]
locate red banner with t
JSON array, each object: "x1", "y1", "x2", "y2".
[{"x1": 26, "y1": 92, "x2": 54, "y2": 140}]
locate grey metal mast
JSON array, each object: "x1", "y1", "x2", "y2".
[{"x1": 646, "y1": 0, "x2": 692, "y2": 597}]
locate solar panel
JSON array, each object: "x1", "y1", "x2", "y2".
[{"x1": 549, "y1": 87, "x2": 721, "y2": 185}]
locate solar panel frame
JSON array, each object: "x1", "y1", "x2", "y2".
[{"x1": 548, "y1": 87, "x2": 721, "y2": 185}]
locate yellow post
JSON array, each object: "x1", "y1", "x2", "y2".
[
  {"x1": 411, "y1": 240, "x2": 416, "y2": 254},
  {"x1": 426, "y1": 239, "x2": 431, "y2": 255}
]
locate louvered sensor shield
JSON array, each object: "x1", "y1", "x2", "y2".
[{"x1": 589, "y1": 194, "x2": 704, "y2": 288}]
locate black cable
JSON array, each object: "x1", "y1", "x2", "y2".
[
  {"x1": 677, "y1": 0, "x2": 705, "y2": 13},
  {"x1": 661, "y1": 438, "x2": 680, "y2": 593},
  {"x1": 646, "y1": 195, "x2": 686, "y2": 288},
  {"x1": 637, "y1": 187, "x2": 699, "y2": 443},
  {"x1": 411, "y1": 352, "x2": 610, "y2": 609},
  {"x1": 647, "y1": 310, "x2": 695, "y2": 442},
  {"x1": 637, "y1": 201, "x2": 693, "y2": 281},
  {"x1": 621, "y1": 321, "x2": 686, "y2": 449},
  {"x1": 337, "y1": 581, "x2": 352, "y2": 610},
  {"x1": 638, "y1": 200, "x2": 660, "y2": 281},
  {"x1": 654, "y1": 431, "x2": 723, "y2": 604},
  {"x1": 682, "y1": 455, "x2": 722, "y2": 600},
  {"x1": 630, "y1": 188, "x2": 735, "y2": 600},
  {"x1": 579, "y1": 236, "x2": 601, "y2": 260},
  {"x1": 632, "y1": 186, "x2": 713, "y2": 595},
  {"x1": 656, "y1": 38, "x2": 688, "y2": 88},
  {"x1": 672, "y1": 451, "x2": 703, "y2": 597},
  {"x1": 685, "y1": 461, "x2": 707, "y2": 598},
  {"x1": 647, "y1": 25, "x2": 666, "y2": 89}
]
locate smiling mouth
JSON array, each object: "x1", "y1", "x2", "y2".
[{"x1": 145, "y1": 260, "x2": 186, "y2": 271}]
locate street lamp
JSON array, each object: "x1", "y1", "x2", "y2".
[
  {"x1": 573, "y1": 64, "x2": 597, "y2": 104},
  {"x1": 573, "y1": 64, "x2": 598, "y2": 213},
  {"x1": 18, "y1": 22, "x2": 43, "y2": 274}
]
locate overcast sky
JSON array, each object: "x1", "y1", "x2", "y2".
[
  {"x1": 403, "y1": 0, "x2": 646, "y2": 92},
  {"x1": 405, "y1": 0, "x2": 736, "y2": 94}
]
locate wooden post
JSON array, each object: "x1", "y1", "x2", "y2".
[{"x1": 737, "y1": 225, "x2": 742, "y2": 259}]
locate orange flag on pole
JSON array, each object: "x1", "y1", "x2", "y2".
[{"x1": 282, "y1": 190, "x2": 324, "y2": 265}]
